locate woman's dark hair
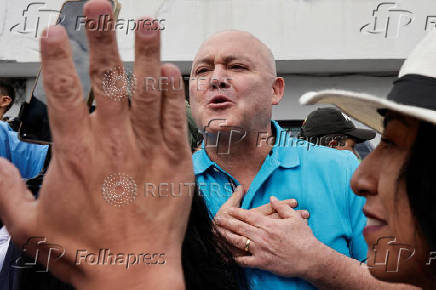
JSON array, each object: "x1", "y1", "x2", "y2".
[
  {"x1": 182, "y1": 186, "x2": 249, "y2": 290},
  {"x1": 401, "y1": 121, "x2": 436, "y2": 251},
  {"x1": 9, "y1": 186, "x2": 248, "y2": 290}
]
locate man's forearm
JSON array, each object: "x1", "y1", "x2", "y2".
[{"x1": 301, "y1": 243, "x2": 417, "y2": 290}]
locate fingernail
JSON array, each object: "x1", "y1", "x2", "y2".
[
  {"x1": 270, "y1": 196, "x2": 278, "y2": 202},
  {"x1": 137, "y1": 18, "x2": 159, "y2": 37},
  {"x1": 41, "y1": 26, "x2": 65, "y2": 42},
  {"x1": 84, "y1": 0, "x2": 112, "y2": 20}
]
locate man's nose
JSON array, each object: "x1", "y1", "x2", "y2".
[
  {"x1": 350, "y1": 151, "x2": 378, "y2": 197},
  {"x1": 210, "y1": 66, "x2": 231, "y2": 90}
]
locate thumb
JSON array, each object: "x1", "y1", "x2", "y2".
[
  {"x1": 222, "y1": 185, "x2": 245, "y2": 209},
  {"x1": 0, "y1": 158, "x2": 36, "y2": 245}
]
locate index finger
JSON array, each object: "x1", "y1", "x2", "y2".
[
  {"x1": 221, "y1": 185, "x2": 245, "y2": 209},
  {"x1": 270, "y1": 196, "x2": 299, "y2": 219},
  {"x1": 227, "y1": 207, "x2": 265, "y2": 227},
  {"x1": 253, "y1": 198, "x2": 298, "y2": 216}
]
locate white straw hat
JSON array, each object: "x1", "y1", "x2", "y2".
[{"x1": 299, "y1": 31, "x2": 436, "y2": 133}]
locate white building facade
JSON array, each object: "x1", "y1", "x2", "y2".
[{"x1": 0, "y1": 0, "x2": 434, "y2": 124}]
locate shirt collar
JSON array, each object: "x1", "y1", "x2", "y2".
[
  {"x1": 192, "y1": 120, "x2": 300, "y2": 175},
  {"x1": 270, "y1": 120, "x2": 300, "y2": 169},
  {"x1": 193, "y1": 146, "x2": 214, "y2": 175}
]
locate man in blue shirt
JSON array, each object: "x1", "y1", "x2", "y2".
[
  {"x1": 189, "y1": 30, "x2": 403, "y2": 289},
  {"x1": 0, "y1": 122, "x2": 48, "y2": 179},
  {"x1": 0, "y1": 120, "x2": 48, "y2": 288}
]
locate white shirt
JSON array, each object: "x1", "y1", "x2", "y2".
[{"x1": 0, "y1": 226, "x2": 11, "y2": 272}]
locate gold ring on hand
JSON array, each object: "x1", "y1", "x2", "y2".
[{"x1": 244, "y1": 238, "x2": 251, "y2": 252}]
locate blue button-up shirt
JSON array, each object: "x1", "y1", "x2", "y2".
[
  {"x1": 0, "y1": 122, "x2": 48, "y2": 179},
  {"x1": 192, "y1": 121, "x2": 367, "y2": 289}
]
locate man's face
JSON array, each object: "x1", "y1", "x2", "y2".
[
  {"x1": 0, "y1": 95, "x2": 12, "y2": 114},
  {"x1": 334, "y1": 137, "x2": 358, "y2": 157},
  {"x1": 351, "y1": 115, "x2": 428, "y2": 284},
  {"x1": 189, "y1": 32, "x2": 281, "y2": 133}
]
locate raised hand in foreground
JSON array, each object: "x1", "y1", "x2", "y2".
[{"x1": 0, "y1": 0, "x2": 193, "y2": 289}]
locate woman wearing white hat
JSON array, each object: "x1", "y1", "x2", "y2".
[{"x1": 300, "y1": 31, "x2": 436, "y2": 288}]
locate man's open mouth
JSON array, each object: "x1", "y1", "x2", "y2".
[{"x1": 208, "y1": 95, "x2": 232, "y2": 105}]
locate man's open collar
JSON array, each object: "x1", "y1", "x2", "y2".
[
  {"x1": 192, "y1": 121, "x2": 300, "y2": 175},
  {"x1": 270, "y1": 120, "x2": 300, "y2": 169}
]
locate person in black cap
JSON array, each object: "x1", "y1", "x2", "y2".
[
  {"x1": 301, "y1": 31, "x2": 436, "y2": 288},
  {"x1": 300, "y1": 107, "x2": 376, "y2": 159}
]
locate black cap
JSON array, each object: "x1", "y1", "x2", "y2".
[{"x1": 301, "y1": 107, "x2": 376, "y2": 143}]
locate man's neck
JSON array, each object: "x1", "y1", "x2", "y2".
[{"x1": 204, "y1": 123, "x2": 275, "y2": 190}]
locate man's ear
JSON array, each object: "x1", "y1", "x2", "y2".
[
  {"x1": 271, "y1": 77, "x2": 284, "y2": 105},
  {"x1": 0, "y1": 96, "x2": 12, "y2": 108}
]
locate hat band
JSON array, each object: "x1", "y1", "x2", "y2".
[{"x1": 388, "y1": 74, "x2": 436, "y2": 110}]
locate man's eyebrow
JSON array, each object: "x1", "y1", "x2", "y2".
[
  {"x1": 193, "y1": 54, "x2": 253, "y2": 68},
  {"x1": 223, "y1": 55, "x2": 250, "y2": 63},
  {"x1": 193, "y1": 56, "x2": 214, "y2": 68}
]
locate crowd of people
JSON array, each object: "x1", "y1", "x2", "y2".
[{"x1": 0, "y1": 0, "x2": 435, "y2": 289}]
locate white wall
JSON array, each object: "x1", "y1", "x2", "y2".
[
  {"x1": 0, "y1": 0, "x2": 424, "y2": 147},
  {"x1": 1, "y1": 0, "x2": 436, "y2": 76},
  {"x1": 273, "y1": 75, "x2": 393, "y2": 120}
]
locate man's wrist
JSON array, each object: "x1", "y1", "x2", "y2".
[{"x1": 297, "y1": 240, "x2": 334, "y2": 281}]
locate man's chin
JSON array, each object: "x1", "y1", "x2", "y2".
[{"x1": 200, "y1": 118, "x2": 243, "y2": 133}]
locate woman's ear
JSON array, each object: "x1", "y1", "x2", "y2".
[{"x1": 272, "y1": 77, "x2": 284, "y2": 105}]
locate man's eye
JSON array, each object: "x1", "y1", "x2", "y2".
[
  {"x1": 195, "y1": 68, "x2": 210, "y2": 75},
  {"x1": 229, "y1": 64, "x2": 246, "y2": 70}
]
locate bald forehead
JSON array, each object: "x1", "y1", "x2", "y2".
[{"x1": 192, "y1": 30, "x2": 276, "y2": 75}]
